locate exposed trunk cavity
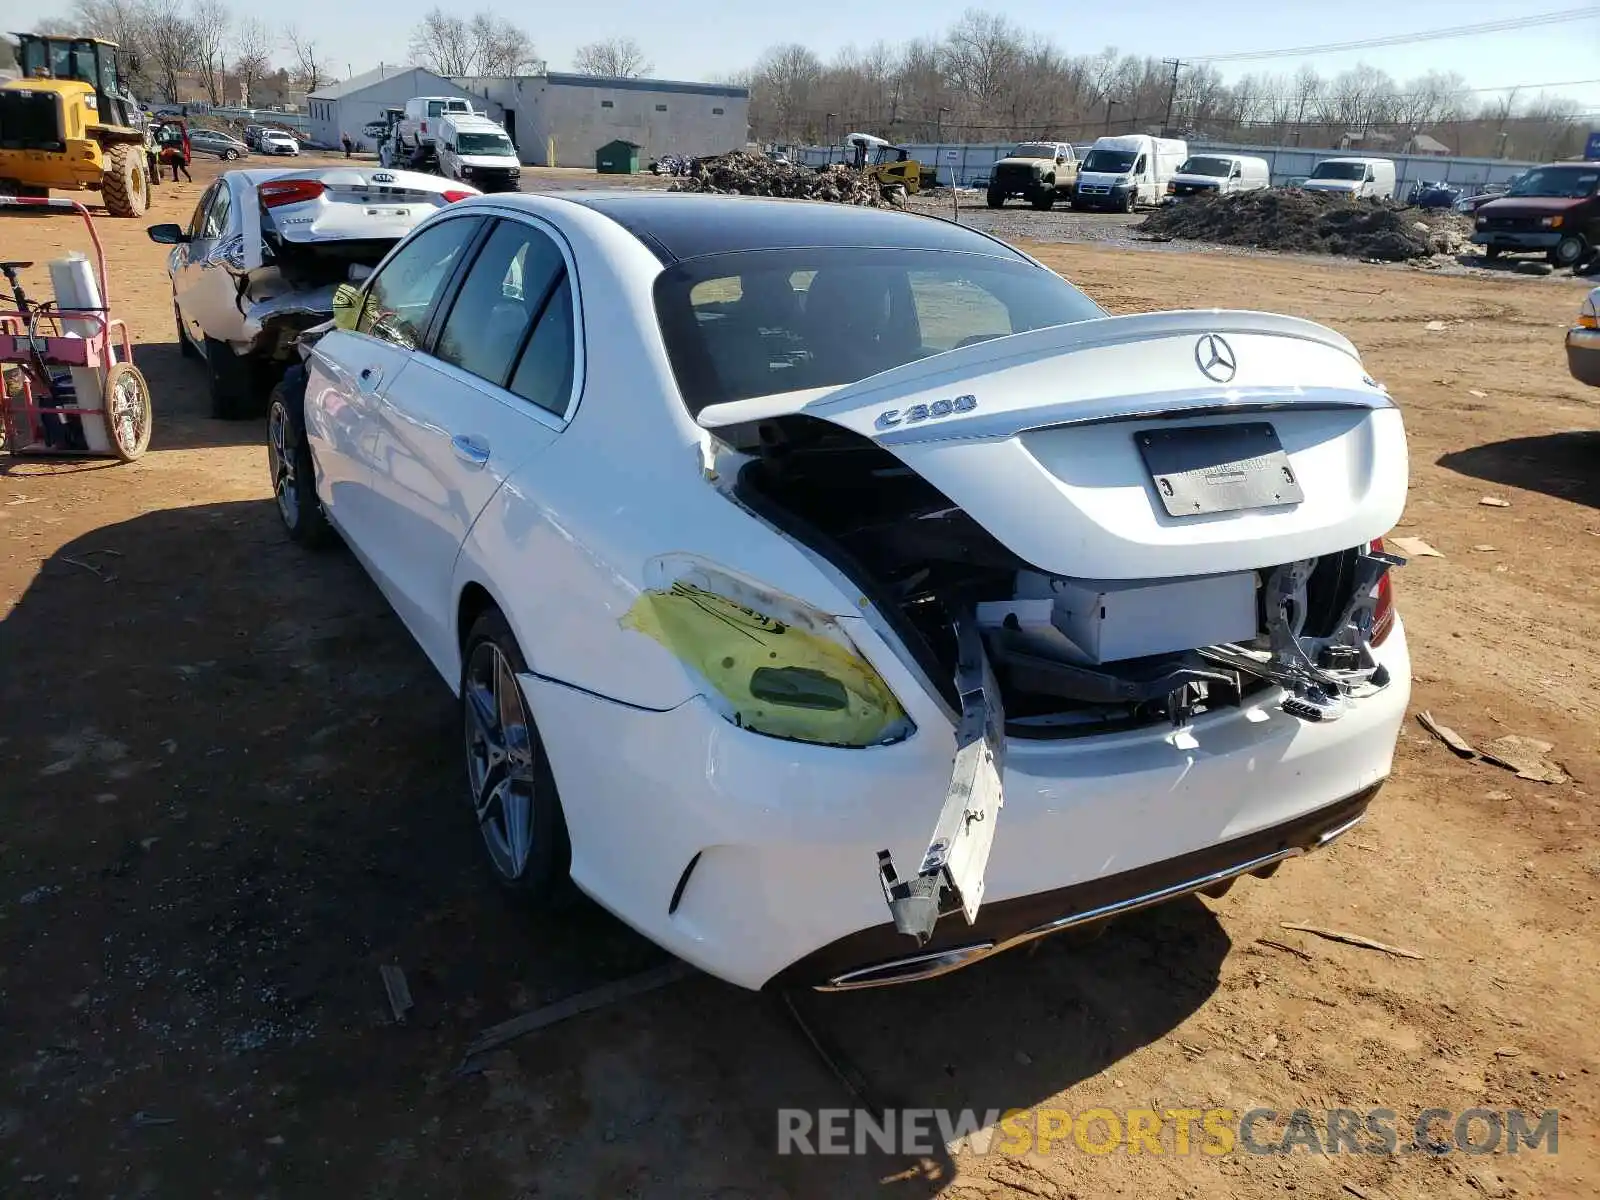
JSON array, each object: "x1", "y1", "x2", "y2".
[{"x1": 731, "y1": 414, "x2": 1396, "y2": 739}]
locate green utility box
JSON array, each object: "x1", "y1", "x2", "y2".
[{"x1": 596, "y1": 139, "x2": 641, "y2": 174}]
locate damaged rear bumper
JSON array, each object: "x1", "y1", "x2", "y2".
[
  {"x1": 780, "y1": 784, "x2": 1377, "y2": 991},
  {"x1": 522, "y1": 622, "x2": 1410, "y2": 992}
]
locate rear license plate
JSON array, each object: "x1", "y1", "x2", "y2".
[{"x1": 1136, "y1": 422, "x2": 1304, "y2": 517}]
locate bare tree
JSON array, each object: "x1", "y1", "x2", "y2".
[
  {"x1": 142, "y1": 0, "x2": 198, "y2": 102},
  {"x1": 284, "y1": 23, "x2": 322, "y2": 94},
  {"x1": 470, "y1": 12, "x2": 536, "y2": 76},
  {"x1": 573, "y1": 36, "x2": 651, "y2": 79},
  {"x1": 408, "y1": 8, "x2": 534, "y2": 77},
  {"x1": 410, "y1": 8, "x2": 473, "y2": 76},
  {"x1": 190, "y1": 0, "x2": 229, "y2": 105},
  {"x1": 754, "y1": 43, "x2": 824, "y2": 143},
  {"x1": 232, "y1": 17, "x2": 272, "y2": 107}
]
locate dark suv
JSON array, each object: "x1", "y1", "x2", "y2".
[{"x1": 1470, "y1": 162, "x2": 1599, "y2": 267}]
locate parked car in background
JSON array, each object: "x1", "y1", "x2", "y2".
[
  {"x1": 1406, "y1": 180, "x2": 1461, "y2": 209},
  {"x1": 259, "y1": 130, "x2": 300, "y2": 156},
  {"x1": 1301, "y1": 158, "x2": 1397, "y2": 199},
  {"x1": 1166, "y1": 153, "x2": 1270, "y2": 199},
  {"x1": 264, "y1": 191, "x2": 1411, "y2": 993},
  {"x1": 1470, "y1": 162, "x2": 1599, "y2": 267},
  {"x1": 189, "y1": 129, "x2": 248, "y2": 160},
  {"x1": 145, "y1": 166, "x2": 478, "y2": 418},
  {"x1": 1569, "y1": 287, "x2": 1599, "y2": 386}
]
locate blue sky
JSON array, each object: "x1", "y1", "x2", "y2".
[{"x1": 24, "y1": 0, "x2": 1600, "y2": 111}]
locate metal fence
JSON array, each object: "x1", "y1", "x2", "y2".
[{"x1": 793, "y1": 138, "x2": 1546, "y2": 198}]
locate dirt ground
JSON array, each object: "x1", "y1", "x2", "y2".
[{"x1": 1, "y1": 155, "x2": 1597, "y2": 1200}]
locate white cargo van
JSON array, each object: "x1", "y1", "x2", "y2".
[
  {"x1": 437, "y1": 113, "x2": 522, "y2": 192},
  {"x1": 1301, "y1": 157, "x2": 1396, "y2": 199},
  {"x1": 1073, "y1": 135, "x2": 1188, "y2": 211},
  {"x1": 396, "y1": 96, "x2": 477, "y2": 151},
  {"x1": 1166, "y1": 153, "x2": 1270, "y2": 199}
]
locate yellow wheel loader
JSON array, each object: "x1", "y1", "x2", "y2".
[
  {"x1": 0, "y1": 34, "x2": 152, "y2": 217},
  {"x1": 845, "y1": 133, "x2": 925, "y2": 200}
]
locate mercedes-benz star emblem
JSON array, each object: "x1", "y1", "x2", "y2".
[{"x1": 1194, "y1": 333, "x2": 1237, "y2": 383}]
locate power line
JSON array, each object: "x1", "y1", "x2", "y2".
[
  {"x1": 1463, "y1": 77, "x2": 1600, "y2": 94},
  {"x1": 1190, "y1": 7, "x2": 1597, "y2": 64}
]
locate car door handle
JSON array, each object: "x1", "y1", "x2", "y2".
[
  {"x1": 451, "y1": 434, "x2": 490, "y2": 466},
  {"x1": 357, "y1": 365, "x2": 383, "y2": 393}
]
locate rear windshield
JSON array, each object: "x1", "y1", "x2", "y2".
[
  {"x1": 427, "y1": 101, "x2": 444, "y2": 117},
  {"x1": 654, "y1": 247, "x2": 1104, "y2": 414},
  {"x1": 1507, "y1": 167, "x2": 1598, "y2": 199},
  {"x1": 1083, "y1": 149, "x2": 1137, "y2": 173},
  {"x1": 1180, "y1": 156, "x2": 1233, "y2": 177}
]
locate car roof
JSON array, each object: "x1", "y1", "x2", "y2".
[{"x1": 529, "y1": 191, "x2": 1029, "y2": 265}]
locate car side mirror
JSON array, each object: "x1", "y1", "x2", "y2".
[
  {"x1": 332, "y1": 283, "x2": 362, "y2": 331},
  {"x1": 147, "y1": 223, "x2": 188, "y2": 245}
]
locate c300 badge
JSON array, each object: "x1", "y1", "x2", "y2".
[{"x1": 875, "y1": 394, "x2": 977, "y2": 430}]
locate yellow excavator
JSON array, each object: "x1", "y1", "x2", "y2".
[
  {"x1": 845, "y1": 132, "x2": 926, "y2": 199},
  {"x1": 0, "y1": 33, "x2": 152, "y2": 217}
]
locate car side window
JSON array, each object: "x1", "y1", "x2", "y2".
[
  {"x1": 358, "y1": 217, "x2": 481, "y2": 350},
  {"x1": 1134, "y1": 154, "x2": 1147, "y2": 174},
  {"x1": 187, "y1": 184, "x2": 215, "y2": 240},
  {"x1": 203, "y1": 184, "x2": 231, "y2": 238},
  {"x1": 434, "y1": 220, "x2": 566, "y2": 388},
  {"x1": 507, "y1": 275, "x2": 575, "y2": 416}
]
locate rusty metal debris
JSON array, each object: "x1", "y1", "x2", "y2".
[{"x1": 669, "y1": 152, "x2": 891, "y2": 207}]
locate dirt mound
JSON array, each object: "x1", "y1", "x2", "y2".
[
  {"x1": 669, "y1": 152, "x2": 889, "y2": 206},
  {"x1": 1138, "y1": 190, "x2": 1471, "y2": 260}
]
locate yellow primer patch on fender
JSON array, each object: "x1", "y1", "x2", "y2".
[{"x1": 623, "y1": 583, "x2": 910, "y2": 747}]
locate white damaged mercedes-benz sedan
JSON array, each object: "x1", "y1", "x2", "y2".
[{"x1": 268, "y1": 192, "x2": 1411, "y2": 992}]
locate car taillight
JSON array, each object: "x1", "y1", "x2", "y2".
[
  {"x1": 259, "y1": 179, "x2": 326, "y2": 208},
  {"x1": 441, "y1": 190, "x2": 475, "y2": 203},
  {"x1": 1370, "y1": 537, "x2": 1396, "y2": 646}
]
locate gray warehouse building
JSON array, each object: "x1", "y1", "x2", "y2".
[
  {"x1": 454, "y1": 73, "x2": 749, "y2": 167},
  {"x1": 306, "y1": 66, "x2": 499, "y2": 149}
]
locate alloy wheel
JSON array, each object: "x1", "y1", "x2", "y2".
[
  {"x1": 266, "y1": 400, "x2": 299, "y2": 528},
  {"x1": 463, "y1": 640, "x2": 539, "y2": 881}
]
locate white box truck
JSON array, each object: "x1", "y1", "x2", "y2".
[{"x1": 1072, "y1": 135, "x2": 1189, "y2": 212}]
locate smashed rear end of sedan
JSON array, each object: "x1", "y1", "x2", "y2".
[{"x1": 627, "y1": 242, "x2": 1411, "y2": 990}]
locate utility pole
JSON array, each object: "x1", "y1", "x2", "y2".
[
  {"x1": 1162, "y1": 58, "x2": 1182, "y2": 137},
  {"x1": 1103, "y1": 96, "x2": 1120, "y2": 135}
]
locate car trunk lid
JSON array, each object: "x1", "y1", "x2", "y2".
[{"x1": 700, "y1": 309, "x2": 1408, "y2": 580}]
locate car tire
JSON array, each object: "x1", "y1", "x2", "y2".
[
  {"x1": 460, "y1": 608, "x2": 571, "y2": 900},
  {"x1": 266, "y1": 371, "x2": 332, "y2": 548},
  {"x1": 1483, "y1": 246, "x2": 1502, "y2": 261},
  {"x1": 1550, "y1": 235, "x2": 1586, "y2": 269},
  {"x1": 223, "y1": 148, "x2": 239, "y2": 160},
  {"x1": 1120, "y1": 190, "x2": 1136, "y2": 214},
  {"x1": 175, "y1": 301, "x2": 199, "y2": 359},
  {"x1": 203, "y1": 336, "x2": 257, "y2": 420},
  {"x1": 1031, "y1": 184, "x2": 1055, "y2": 211},
  {"x1": 986, "y1": 189, "x2": 1004, "y2": 209}
]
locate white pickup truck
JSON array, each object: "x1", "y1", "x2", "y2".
[{"x1": 393, "y1": 96, "x2": 477, "y2": 152}]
